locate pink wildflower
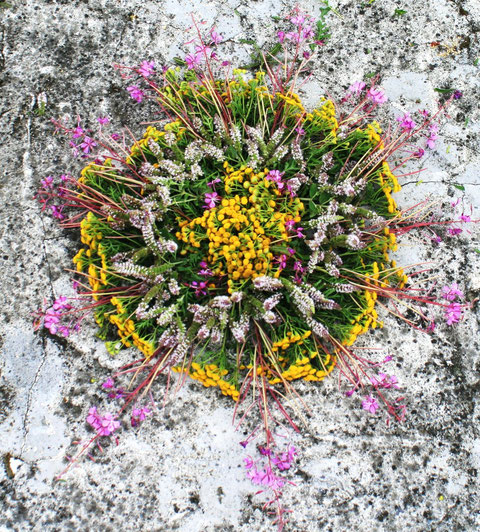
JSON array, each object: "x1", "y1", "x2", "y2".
[
  {"x1": 210, "y1": 29, "x2": 223, "y2": 45},
  {"x1": 102, "y1": 377, "x2": 115, "y2": 389},
  {"x1": 348, "y1": 81, "x2": 366, "y2": 96},
  {"x1": 131, "y1": 406, "x2": 151, "y2": 427},
  {"x1": 97, "y1": 413, "x2": 121, "y2": 436},
  {"x1": 445, "y1": 302, "x2": 463, "y2": 325},
  {"x1": 126, "y1": 85, "x2": 145, "y2": 102},
  {"x1": 97, "y1": 116, "x2": 110, "y2": 125},
  {"x1": 80, "y1": 136, "x2": 97, "y2": 154},
  {"x1": 367, "y1": 87, "x2": 388, "y2": 105},
  {"x1": 204, "y1": 191, "x2": 220, "y2": 209},
  {"x1": 185, "y1": 53, "x2": 201, "y2": 69},
  {"x1": 362, "y1": 395, "x2": 379, "y2": 414},
  {"x1": 277, "y1": 31, "x2": 286, "y2": 43},
  {"x1": 138, "y1": 60, "x2": 155, "y2": 77},
  {"x1": 442, "y1": 283, "x2": 464, "y2": 301},
  {"x1": 397, "y1": 112, "x2": 416, "y2": 131},
  {"x1": 448, "y1": 227, "x2": 462, "y2": 236}
]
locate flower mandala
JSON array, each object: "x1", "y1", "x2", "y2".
[{"x1": 72, "y1": 70, "x2": 406, "y2": 402}]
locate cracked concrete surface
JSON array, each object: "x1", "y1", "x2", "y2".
[{"x1": 1, "y1": 0, "x2": 479, "y2": 530}]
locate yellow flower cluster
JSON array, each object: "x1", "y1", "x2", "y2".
[
  {"x1": 271, "y1": 330, "x2": 311, "y2": 352},
  {"x1": 173, "y1": 362, "x2": 240, "y2": 401},
  {"x1": 177, "y1": 164, "x2": 303, "y2": 293},
  {"x1": 304, "y1": 99, "x2": 338, "y2": 135},
  {"x1": 344, "y1": 289, "x2": 382, "y2": 346},
  {"x1": 366, "y1": 120, "x2": 383, "y2": 146},
  {"x1": 379, "y1": 161, "x2": 401, "y2": 214},
  {"x1": 271, "y1": 352, "x2": 336, "y2": 383},
  {"x1": 277, "y1": 91, "x2": 305, "y2": 111},
  {"x1": 73, "y1": 212, "x2": 108, "y2": 299},
  {"x1": 108, "y1": 297, "x2": 155, "y2": 357}
]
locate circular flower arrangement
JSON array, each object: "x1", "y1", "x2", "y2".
[
  {"x1": 71, "y1": 69, "x2": 406, "y2": 404},
  {"x1": 34, "y1": 11, "x2": 471, "y2": 527}
]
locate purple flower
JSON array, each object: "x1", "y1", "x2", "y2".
[
  {"x1": 277, "y1": 31, "x2": 286, "y2": 43},
  {"x1": 138, "y1": 60, "x2": 155, "y2": 77},
  {"x1": 244, "y1": 457, "x2": 254, "y2": 468},
  {"x1": 97, "y1": 116, "x2": 110, "y2": 125},
  {"x1": 50, "y1": 205, "x2": 65, "y2": 220},
  {"x1": 460, "y1": 214, "x2": 471, "y2": 223},
  {"x1": 207, "y1": 177, "x2": 221, "y2": 188},
  {"x1": 296, "y1": 227, "x2": 305, "y2": 238},
  {"x1": 276, "y1": 254, "x2": 287, "y2": 269},
  {"x1": 285, "y1": 219, "x2": 296, "y2": 231},
  {"x1": 419, "y1": 109, "x2": 430, "y2": 118},
  {"x1": 97, "y1": 412, "x2": 121, "y2": 436},
  {"x1": 287, "y1": 247, "x2": 295, "y2": 255},
  {"x1": 442, "y1": 283, "x2": 464, "y2": 301},
  {"x1": 259, "y1": 446, "x2": 271, "y2": 456},
  {"x1": 126, "y1": 85, "x2": 145, "y2": 103},
  {"x1": 204, "y1": 191, "x2": 220, "y2": 209},
  {"x1": 69, "y1": 141, "x2": 79, "y2": 158},
  {"x1": 414, "y1": 148, "x2": 425, "y2": 158},
  {"x1": 80, "y1": 136, "x2": 97, "y2": 154},
  {"x1": 185, "y1": 53, "x2": 201, "y2": 69},
  {"x1": 445, "y1": 302, "x2": 463, "y2": 325},
  {"x1": 111, "y1": 133, "x2": 121, "y2": 141},
  {"x1": 348, "y1": 81, "x2": 366, "y2": 96},
  {"x1": 362, "y1": 395, "x2": 379, "y2": 414},
  {"x1": 426, "y1": 133, "x2": 438, "y2": 149},
  {"x1": 72, "y1": 126, "x2": 85, "y2": 139},
  {"x1": 53, "y1": 296, "x2": 71, "y2": 311},
  {"x1": 453, "y1": 90, "x2": 463, "y2": 100},
  {"x1": 448, "y1": 227, "x2": 462, "y2": 236},
  {"x1": 367, "y1": 87, "x2": 388, "y2": 105},
  {"x1": 102, "y1": 377, "x2": 115, "y2": 389},
  {"x1": 131, "y1": 406, "x2": 151, "y2": 427},
  {"x1": 285, "y1": 31, "x2": 301, "y2": 43},
  {"x1": 397, "y1": 112, "x2": 416, "y2": 131},
  {"x1": 295, "y1": 126, "x2": 305, "y2": 136},
  {"x1": 190, "y1": 281, "x2": 208, "y2": 296},
  {"x1": 86, "y1": 406, "x2": 101, "y2": 430},
  {"x1": 290, "y1": 14, "x2": 305, "y2": 25},
  {"x1": 41, "y1": 175, "x2": 54, "y2": 189},
  {"x1": 210, "y1": 29, "x2": 223, "y2": 45}
]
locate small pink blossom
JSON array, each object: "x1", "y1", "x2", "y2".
[
  {"x1": 97, "y1": 116, "x2": 110, "y2": 125},
  {"x1": 277, "y1": 31, "x2": 286, "y2": 43},
  {"x1": 204, "y1": 191, "x2": 220, "y2": 209},
  {"x1": 362, "y1": 395, "x2": 379, "y2": 414},
  {"x1": 367, "y1": 87, "x2": 388, "y2": 105},
  {"x1": 397, "y1": 112, "x2": 416, "y2": 131},
  {"x1": 185, "y1": 53, "x2": 201, "y2": 69},
  {"x1": 138, "y1": 60, "x2": 155, "y2": 77},
  {"x1": 126, "y1": 85, "x2": 145, "y2": 102},
  {"x1": 80, "y1": 136, "x2": 97, "y2": 154},
  {"x1": 102, "y1": 377, "x2": 115, "y2": 389},
  {"x1": 445, "y1": 302, "x2": 463, "y2": 325},
  {"x1": 448, "y1": 227, "x2": 462, "y2": 236},
  {"x1": 442, "y1": 283, "x2": 464, "y2": 301},
  {"x1": 210, "y1": 29, "x2": 223, "y2": 45},
  {"x1": 348, "y1": 81, "x2": 366, "y2": 96}
]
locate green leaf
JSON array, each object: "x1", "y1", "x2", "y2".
[
  {"x1": 365, "y1": 72, "x2": 377, "y2": 78},
  {"x1": 434, "y1": 87, "x2": 455, "y2": 94},
  {"x1": 474, "y1": 249, "x2": 480, "y2": 254},
  {"x1": 173, "y1": 56, "x2": 186, "y2": 67},
  {"x1": 394, "y1": 9, "x2": 407, "y2": 16},
  {"x1": 474, "y1": 57, "x2": 479, "y2": 66},
  {"x1": 239, "y1": 39, "x2": 256, "y2": 45},
  {"x1": 453, "y1": 184, "x2": 465, "y2": 191}
]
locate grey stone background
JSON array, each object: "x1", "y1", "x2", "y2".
[{"x1": 0, "y1": 0, "x2": 479, "y2": 530}]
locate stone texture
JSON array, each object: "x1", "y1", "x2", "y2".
[{"x1": 0, "y1": 0, "x2": 479, "y2": 530}]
